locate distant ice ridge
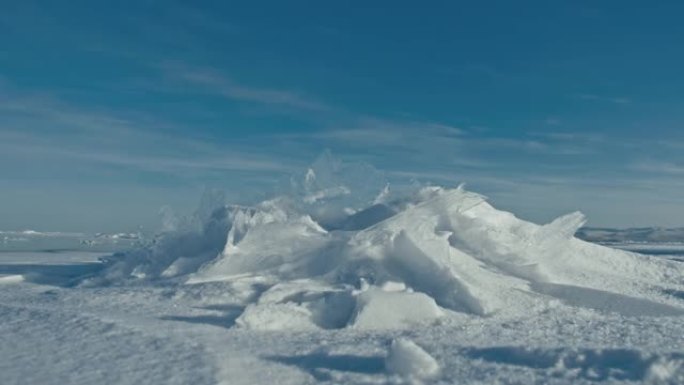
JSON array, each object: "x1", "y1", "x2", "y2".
[
  {"x1": 0, "y1": 230, "x2": 86, "y2": 237},
  {"x1": 576, "y1": 227, "x2": 684, "y2": 244},
  {"x1": 88, "y1": 153, "x2": 684, "y2": 330},
  {"x1": 0, "y1": 229, "x2": 142, "y2": 252}
]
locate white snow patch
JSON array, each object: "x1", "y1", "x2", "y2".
[
  {"x1": 0, "y1": 275, "x2": 25, "y2": 284},
  {"x1": 646, "y1": 357, "x2": 684, "y2": 383},
  {"x1": 385, "y1": 338, "x2": 440, "y2": 380},
  {"x1": 236, "y1": 302, "x2": 318, "y2": 331},
  {"x1": 351, "y1": 288, "x2": 443, "y2": 330}
]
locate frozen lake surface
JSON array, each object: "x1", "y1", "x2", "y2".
[{"x1": 611, "y1": 244, "x2": 684, "y2": 262}]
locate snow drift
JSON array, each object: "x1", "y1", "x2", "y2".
[{"x1": 90, "y1": 154, "x2": 684, "y2": 330}]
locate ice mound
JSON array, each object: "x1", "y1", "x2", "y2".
[{"x1": 93, "y1": 154, "x2": 684, "y2": 330}]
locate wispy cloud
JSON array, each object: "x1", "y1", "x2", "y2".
[
  {"x1": 527, "y1": 131, "x2": 606, "y2": 155},
  {"x1": 307, "y1": 117, "x2": 463, "y2": 145},
  {"x1": 164, "y1": 64, "x2": 331, "y2": 111},
  {"x1": 531, "y1": 131, "x2": 603, "y2": 142},
  {"x1": 654, "y1": 140, "x2": 684, "y2": 150},
  {"x1": 0, "y1": 89, "x2": 298, "y2": 177},
  {"x1": 471, "y1": 137, "x2": 549, "y2": 151},
  {"x1": 576, "y1": 93, "x2": 631, "y2": 104},
  {"x1": 544, "y1": 117, "x2": 562, "y2": 126},
  {"x1": 0, "y1": 137, "x2": 293, "y2": 174},
  {"x1": 631, "y1": 161, "x2": 684, "y2": 175}
]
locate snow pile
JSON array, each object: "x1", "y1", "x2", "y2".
[
  {"x1": 91, "y1": 154, "x2": 684, "y2": 330},
  {"x1": 385, "y1": 338, "x2": 440, "y2": 381}
]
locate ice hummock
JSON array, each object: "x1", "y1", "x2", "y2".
[{"x1": 88, "y1": 154, "x2": 684, "y2": 330}]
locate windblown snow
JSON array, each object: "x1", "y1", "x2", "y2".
[{"x1": 2, "y1": 154, "x2": 683, "y2": 384}]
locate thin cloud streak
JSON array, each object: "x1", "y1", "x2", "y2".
[
  {"x1": 632, "y1": 161, "x2": 684, "y2": 175},
  {"x1": 0, "y1": 139, "x2": 294, "y2": 174},
  {"x1": 166, "y1": 65, "x2": 332, "y2": 111},
  {"x1": 576, "y1": 93, "x2": 631, "y2": 104},
  {"x1": 0, "y1": 90, "x2": 299, "y2": 177},
  {"x1": 300, "y1": 119, "x2": 463, "y2": 146},
  {"x1": 530, "y1": 131, "x2": 605, "y2": 143}
]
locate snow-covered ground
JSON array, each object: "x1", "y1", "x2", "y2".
[
  {"x1": 2, "y1": 158, "x2": 683, "y2": 384},
  {"x1": 1, "y1": 247, "x2": 683, "y2": 384}
]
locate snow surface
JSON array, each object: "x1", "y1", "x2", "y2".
[{"x1": 2, "y1": 156, "x2": 684, "y2": 384}]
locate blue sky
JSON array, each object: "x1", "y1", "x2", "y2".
[{"x1": 2, "y1": 1, "x2": 684, "y2": 231}]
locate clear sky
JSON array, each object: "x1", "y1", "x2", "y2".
[{"x1": 2, "y1": 1, "x2": 684, "y2": 232}]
